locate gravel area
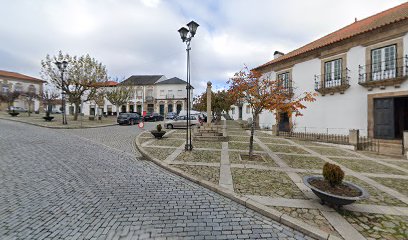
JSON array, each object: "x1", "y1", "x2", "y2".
[
  {"x1": 266, "y1": 144, "x2": 310, "y2": 154},
  {"x1": 143, "y1": 147, "x2": 175, "y2": 161},
  {"x1": 278, "y1": 154, "x2": 327, "y2": 169},
  {"x1": 229, "y1": 151, "x2": 278, "y2": 167},
  {"x1": 308, "y1": 146, "x2": 358, "y2": 157},
  {"x1": 256, "y1": 137, "x2": 291, "y2": 144},
  {"x1": 175, "y1": 150, "x2": 221, "y2": 163},
  {"x1": 330, "y1": 158, "x2": 406, "y2": 175},
  {"x1": 229, "y1": 135, "x2": 250, "y2": 142},
  {"x1": 229, "y1": 141, "x2": 263, "y2": 151},
  {"x1": 232, "y1": 169, "x2": 306, "y2": 199},
  {"x1": 193, "y1": 141, "x2": 223, "y2": 149},
  {"x1": 150, "y1": 138, "x2": 185, "y2": 147},
  {"x1": 172, "y1": 165, "x2": 220, "y2": 185},
  {"x1": 371, "y1": 177, "x2": 408, "y2": 197}
]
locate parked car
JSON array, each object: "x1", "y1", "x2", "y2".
[
  {"x1": 51, "y1": 109, "x2": 62, "y2": 114},
  {"x1": 143, "y1": 112, "x2": 164, "y2": 122},
  {"x1": 117, "y1": 112, "x2": 141, "y2": 125},
  {"x1": 9, "y1": 106, "x2": 28, "y2": 112},
  {"x1": 165, "y1": 115, "x2": 201, "y2": 129},
  {"x1": 166, "y1": 112, "x2": 178, "y2": 120}
]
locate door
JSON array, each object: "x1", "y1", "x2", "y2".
[
  {"x1": 177, "y1": 104, "x2": 182, "y2": 114},
  {"x1": 159, "y1": 104, "x2": 165, "y2": 115},
  {"x1": 137, "y1": 105, "x2": 142, "y2": 114},
  {"x1": 279, "y1": 112, "x2": 290, "y2": 132},
  {"x1": 238, "y1": 106, "x2": 243, "y2": 119},
  {"x1": 129, "y1": 105, "x2": 134, "y2": 113},
  {"x1": 121, "y1": 105, "x2": 126, "y2": 113},
  {"x1": 374, "y1": 98, "x2": 395, "y2": 139},
  {"x1": 168, "y1": 104, "x2": 173, "y2": 113}
]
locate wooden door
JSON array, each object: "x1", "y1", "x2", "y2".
[{"x1": 374, "y1": 98, "x2": 395, "y2": 139}]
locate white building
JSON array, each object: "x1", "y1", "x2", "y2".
[
  {"x1": 230, "y1": 3, "x2": 408, "y2": 152},
  {"x1": 0, "y1": 70, "x2": 45, "y2": 112}
]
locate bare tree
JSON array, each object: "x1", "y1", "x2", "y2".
[
  {"x1": 20, "y1": 91, "x2": 38, "y2": 116},
  {"x1": 40, "y1": 89, "x2": 60, "y2": 117},
  {"x1": 0, "y1": 91, "x2": 21, "y2": 111},
  {"x1": 106, "y1": 85, "x2": 132, "y2": 116}
]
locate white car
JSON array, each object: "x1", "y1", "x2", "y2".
[
  {"x1": 165, "y1": 115, "x2": 201, "y2": 129},
  {"x1": 9, "y1": 106, "x2": 28, "y2": 112}
]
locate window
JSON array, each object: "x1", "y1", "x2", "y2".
[
  {"x1": 277, "y1": 72, "x2": 290, "y2": 89},
  {"x1": 2, "y1": 83, "x2": 9, "y2": 93},
  {"x1": 371, "y1": 44, "x2": 396, "y2": 81},
  {"x1": 246, "y1": 105, "x2": 250, "y2": 114},
  {"x1": 15, "y1": 83, "x2": 23, "y2": 92},
  {"x1": 147, "y1": 89, "x2": 153, "y2": 97},
  {"x1": 160, "y1": 90, "x2": 165, "y2": 96},
  {"x1": 136, "y1": 89, "x2": 143, "y2": 97},
  {"x1": 28, "y1": 85, "x2": 36, "y2": 93},
  {"x1": 324, "y1": 59, "x2": 342, "y2": 87},
  {"x1": 177, "y1": 89, "x2": 183, "y2": 96},
  {"x1": 231, "y1": 108, "x2": 235, "y2": 115}
]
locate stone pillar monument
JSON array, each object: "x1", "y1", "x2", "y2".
[{"x1": 206, "y1": 81, "x2": 212, "y2": 125}]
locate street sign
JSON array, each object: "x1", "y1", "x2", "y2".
[{"x1": 138, "y1": 122, "x2": 144, "y2": 128}]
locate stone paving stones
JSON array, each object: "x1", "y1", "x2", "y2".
[
  {"x1": 307, "y1": 146, "x2": 358, "y2": 157},
  {"x1": 229, "y1": 151, "x2": 278, "y2": 167},
  {"x1": 229, "y1": 141, "x2": 263, "y2": 151},
  {"x1": 330, "y1": 158, "x2": 406, "y2": 175},
  {"x1": 278, "y1": 154, "x2": 327, "y2": 170},
  {"x1": 338, "y1": 210, "x2": 408, "y2": 240},
  {"x1": 172, "y1": 165, "x2": 220, "y2": 184},
  {"x1": 371, "y1": 177, "x2": 408, "y2": 197},
  {"x1": 344, "y1": 176, "x2": 408, "y2": 207},
  {"x1": 256, "y1": 136, "x2": 291, "y2": 144},
  {"x1": 143, "y1": 146, "x2": 175, "y2": 161},
  {"x1": 175, "y1": 150, "x2": 221, "y2": 163},
  {"x1": 150, "y1": 138, "x2": 185, "y2": 147},
  {"x1": 229, "y1": 135, "x2": 250, "y2": 142},
  {"x1": 193, "y1": 141, "x2": 223, "y2": 149},
  {"x1": 266, "y1": 144, "x2": 310, "y2": 154},
  {"x1": 273, "y1": 206, "x2": 340, "y2": 237},
  {"x1": 232, "y1": 169, "x2": 306, "y2": 199}
]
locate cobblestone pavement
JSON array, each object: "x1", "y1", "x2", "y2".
[{"x1": 0, "y1": 120, "x2": 311, "y2": 240}]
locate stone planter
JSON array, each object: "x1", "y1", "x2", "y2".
[
  {"x1": 303, "y1": 175, "x2": 369, "y2": 207},
  {"x1": 151, "y1": 130, "x2": 166, "y2": 139},
  {"x1": 8, "y1": 112, "x2": 19, "y2": 117},
  {"x1": 43, "y1": 116, "x2": 54, "y2": 121}
]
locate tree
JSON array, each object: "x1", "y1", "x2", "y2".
[
  {"x1": 228, "y1": 66, "x2": 316, "y2": 158},
  {"x1": 40, "y1": 51, "x2": 108, "y2": 120},
  {"x1": 89, "y1": 88, "x2": 106, "y2": 120},
  {"x1": 193, "y1": 90, "x2": 234, "y2": 119},
  {"x1": 40, "y1": 89, "x2": 60, "y2": 116},
  {"x1": 105, "y1": 85, "x2": 132, "y2": 116},
  {"x1": 20, "y1": 91, "x2": 38, "y2": 116},
  {"x1": 0, "y1": 91, "x2": 21, "y2": 110}
]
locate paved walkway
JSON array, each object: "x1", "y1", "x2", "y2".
[
  {"x1": 139, "y1": 120, "x2": 408, "y2": 240},
  {"x1": 0, "y1": 120, "x2": 311, "y2": 239}
]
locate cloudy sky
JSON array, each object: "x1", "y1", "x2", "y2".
[{"x1": 0, "y1": 0, "x2": 406, "y2": 94}]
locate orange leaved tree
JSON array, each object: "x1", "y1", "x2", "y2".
[{"x1": 228, "y1": 66, "x2": 316, "y2": 158}]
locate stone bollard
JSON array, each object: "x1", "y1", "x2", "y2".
[
  {"x1": 272, "y1": 124, "x2": 278, "y2": 136},
  {"x1": 404, "y1": 131, "x2": 408, "y2": 159},
  {"x1": 349, "y1": 129, "x2": 360, "y2": 150}
]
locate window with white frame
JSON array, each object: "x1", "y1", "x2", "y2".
[
  {"x1": 160, "y1": 90, "x2": 165, "y2": 96},
  {"x1": 277, "y1": 72, "x2": 290, "y2": 89},
  {"x1": 231, "y1": 108, "x2": 235, "y2": 115},
  {"x1": 146, "y1": 89, "x2": 153, "y2": 97},
  {"x1": 371, "y1": 44, "x2": 396, "y2": 81},
  {"x1": 2, "y1": 83, "x2": 9, "y2": 93},
  {"x1": 136, "y1": 89, "x2": 143, "y2": 97},
  {"x1": 168, "y1": 90, "x2": 173, "y2": 98},
  {"x1": 246, "y1": 105, "x2": 250, "y2": 114},
  {"x1": 324, "y1": 59, "x2": 342, "y2": 87},
  {"x1": 177, "y1": 89, "x2": 183, "y2": 96},
  {"x1": 14, "y1": 83, "x2": 23, "y2": 92},
  {"x1": 28, "y1": 85, "x2": 36, "y2": 93}
]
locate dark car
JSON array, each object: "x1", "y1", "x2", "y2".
[
  {"x1": 143, "y1": 112, "x2": 164, "y2": 122},
  {"x1": 117, "y1": 112, "x2": 141, "y2": 125},
  {"x1": 166, "y1": 112, "x2": 177, "y2": 120}
]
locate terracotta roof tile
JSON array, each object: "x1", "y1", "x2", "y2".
[
  {"x1": 93, "y1": 81, "x2": 119, "y2": 87},
  {"x1": 0, "y1": 70, "x2": 45, "y2": 83},
  {"x1": 255, "y1": 2, "x2": 408, "y2": 70}
]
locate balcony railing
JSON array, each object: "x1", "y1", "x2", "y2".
[
  {"x1": 166, "y1": 94, "x2": 175, "y2": 99},
  {"x1": 277, "y1": 79, "x2": 293, "y2": 97},
  {"x1": 314, "y1": 68, "x2": 350, "y2": 95},
  {"x1": 145, "y1": 96, "x2": 154, "y2": 102},
  {"x1": 358, "y1": 56, "x2": 408, "y2": 88}
]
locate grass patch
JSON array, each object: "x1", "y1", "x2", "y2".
[
  {"x1": 229, "y1": 151, "x2": 278, "y2": 167},
  {"x1": 308, "y1": 146, "x2": 358, "y2": 157},
  {"x1": 150, "y1": 138, "x2": 185, "y2": 147},
  {"x1": 193, "y1": 141, "x2": 222, "y2": 149},
  {"x1": 371, "y1": 177, "x2": 408, "y2": 197},
  {"x1": 143, "y1": 147, "x2": 175, "y2": 161},
  {"x1": 175, "y1": 150, "x2": 221, "y2": 163},
  {"x1": 173, "y1": 165, "x2": 220, "y2": 185},
  {"x1": 278, "y1": 154, "x2": 326, "y2": 169},
  {"x1": 229, "y1": 135, "x2": 250, "y2": 142},
  {"x1": 229, "y1": 141, "x2": 263, "y2": 151},
  {"x1": 266, "y1": 144, "x2": 309, "y2": 154},
  {"x1": 330, "y1": 158, "x2": 406, "y2": 175}
]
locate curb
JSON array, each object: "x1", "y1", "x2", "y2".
[
  {"x1": 135, "y1": 132, "x2": 342, "y2": 240},
  {"x1": 0, "y1": 116, "x2": 118, "y2": 129}
]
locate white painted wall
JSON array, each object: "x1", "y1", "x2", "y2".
[{"x1": 0, "y1": 78, "x2": 43, "y2": 111}]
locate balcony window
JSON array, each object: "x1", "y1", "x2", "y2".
[
  {"x1": 277, "y1": 72, "x2": 290, "y2": 89},
  {"x1": 177, "y1": 89, "x2": 183, "y2": 96},
  {"x1": 2, "y1": 84, "x2": 9, "y2": 93},
  {"x1": 371, "y1": 45, "x2": 396, "y2": 81},
  {"x1": 28, "y1": 85, "x2": 36, "y2": 93},
  {"x1": 324, "y1": 59, "x2": 342, "y2": 87},
  {"x1": 146, "y1": 89, "x2": 153, "y2": 97},
  {"x1": 136, "y1": 89, "x2": 143, "y2": 97},
  {"x1": 15, "y1": 83, "x2": 23, "y2": 92},
  {"x1": 160, "y1": 90, "x2": 165, "y2": 96}
]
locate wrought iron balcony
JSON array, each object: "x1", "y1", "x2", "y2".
[
  {"x1": 145, "y1": 96, "x2": 154, "y2": 102},
  {"x1": 314, "y1": 69, "x2": 350, "y2": 95},
  {"x1": 166, "y1": 94, "x2": 175, "y2": 99},
  {"x1": 358, "y1": 56, "x2": 408, "y2": 89}
]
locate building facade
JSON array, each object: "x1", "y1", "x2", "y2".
[
  {"x1": 231, "y1": 3, "x2": 408, "y2": 142},
  {"x1": 0, "y1": 70, "x2": 45, "y2": 112}
]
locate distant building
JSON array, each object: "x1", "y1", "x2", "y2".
[
  {"x1": 120, "y1": 75, "x2": 193, "y2": 115},
  {"x1": 0, "y1": 70, "x2": 45, "y2": 112}
]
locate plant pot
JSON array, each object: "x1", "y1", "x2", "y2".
[
  {"x1": 9, "y1": 112, "x2": 19, "y2": 117},
  {"x1": 303, "y1": 175, "x2": 369, "y2": 207},
  {"x1": 151, "y1": 130, "x2": 166, "y2": 139},
  {"x1": 43, "y1": 116, "x2": 54, "y2": 121}
]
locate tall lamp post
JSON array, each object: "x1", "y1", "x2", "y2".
[
  {"x1": 55, "y1": 60, "x2": 68, "y2": 125},
  {"x1": 178, "y1": 20, "x2": 199, "y2": 151}
]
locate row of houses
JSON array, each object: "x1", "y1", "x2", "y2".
[
  {"x1": 0, "y1": 72, "x2": 192, "y2": 116},
  {"x1": 230, "y1": 2, "x2": 408, "y2": 141}
]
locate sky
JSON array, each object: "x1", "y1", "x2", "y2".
[{"x1": 0, "y1": 0, "x2": 406, "y2": 95}]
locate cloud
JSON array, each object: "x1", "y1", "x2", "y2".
[{"x1": 0, "y1": 0, "x2": 405, "y2": 95}]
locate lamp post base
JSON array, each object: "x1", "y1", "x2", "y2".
[{"x1": 185, "y1": 143, "x2": 193, "y2": 151}]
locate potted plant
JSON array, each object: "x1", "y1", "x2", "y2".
[
  {"x1": 151, "y1": 124, "x2": 166, "y2": 139},
  {"x1": 8, "y1": 108, "x2": 19, "y2": 117},
  {"x1": 303, "y1": 163, "x2": 369, "y2": 207},
  {"x1": 43, "y1": 111, "x2": 54, "y2": 121}
]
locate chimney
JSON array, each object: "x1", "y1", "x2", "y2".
[{"x1": 273, "y1": 51, "x2": 284, "y2": 59}]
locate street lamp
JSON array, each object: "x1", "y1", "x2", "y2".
[
  {"x1": 178, "y1": 20, "x2": 199, "y2": 151},
  {"x1": 55, "y1": 60, "x2": 68, "y2": 125}
]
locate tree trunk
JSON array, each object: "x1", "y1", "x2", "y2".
[
  {"x1": 116, "y1": 104, "x2": 119, "y2": 117},
  {"x1": 27, "y1": 102, "x2": 31, "y2": 117},
  {"x1": 74, "y1": 102, "x2": 80, "y2": 120},
  {"x1": 276, "y1": 113, "x2": 280, "y2": 136},
  {"x1": 249, "y1": 113, "x2": 257, "y2": 159}
]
